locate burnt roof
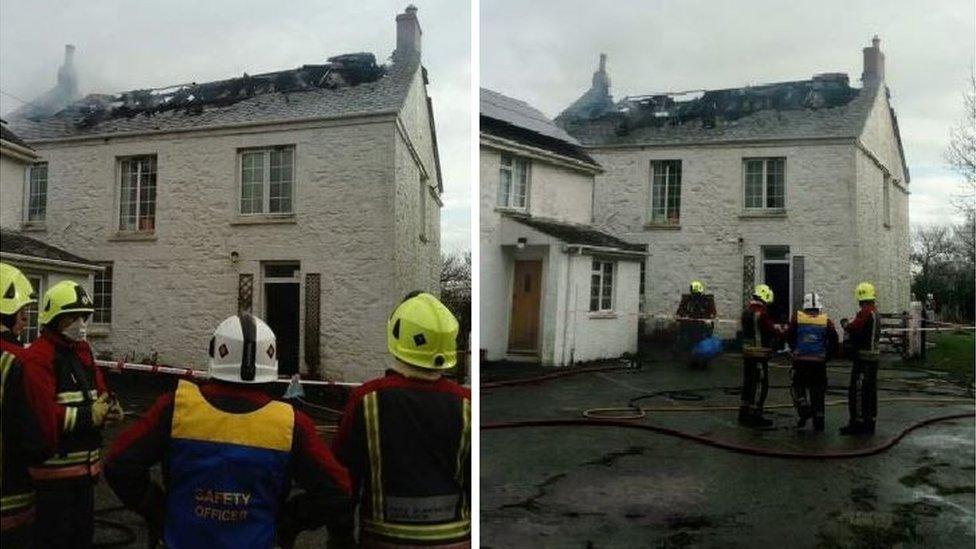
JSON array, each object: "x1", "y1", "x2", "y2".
[
  {"x1": 10, "y1": 52, "x2": 420, "y2": 141},
  {"x1": 481, "y1": 88, "x2": 599, "y2": 167},
  {"x1": 0, "y1": 229, "x2": 98, "y2": 266},
  {"x1": 506, "y1": 213, "x2": 646, "y2": 253},
  {"x1": 559, "y1": 74, "x2": 878, "y2": 147}
]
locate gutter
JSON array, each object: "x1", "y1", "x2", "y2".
[
  {"x1": 0, "y1": 251, "x2": 104, "y2": 273},
  {"x1": 561, "y1": 244, "x2": 648, "y2": 259},
  {"x1": 0, "y1": 140, "x2": 39, "y2": 162}
]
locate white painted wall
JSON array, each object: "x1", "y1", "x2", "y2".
[
  {"x1": 1, "y1": 152, "x2": 28, "y2": 228},
  {"x1": 24, "y1": 110, "x2": 437, "y2": 381}
]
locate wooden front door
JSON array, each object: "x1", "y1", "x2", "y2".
[{"x1": 508, "y1": 260, "x2": 542, "y2": 352}]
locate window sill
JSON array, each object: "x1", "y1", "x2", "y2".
[
  {"x1": 87, "y1": 326, "x2": 110, "y2": 338},
  {"x1": 495, "y1": 206, "x2": 528, "y2": 214},
  {"x1": 109, "y1": 231, "x2": 157, "y2": 242},
  {"x1": 739, "y1": 209, "x2": 787, "y2": 219},
  {"x1": 230, "y1": 214, "x2": 297, "y2": 226},
  {"x1": 588, "y1": 312, "x2": 618, "y2": 319},
  {"x1": 19, "y1": 223, "x2": 47, "y2": 232},
  {"x1": 644, "y1": 222, "x2": 681, "y2": 230}
]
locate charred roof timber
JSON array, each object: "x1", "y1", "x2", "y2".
[{"x1": 62, "y1": 53, "x2": 386, "y2": 129}]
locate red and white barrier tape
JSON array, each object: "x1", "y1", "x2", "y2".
[{"x1": 94, "y1": 359, "x2": 361, "y2": 387}]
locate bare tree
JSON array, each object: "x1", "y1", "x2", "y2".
[
  {"x1": 911, "y1": 224, "x2": 954, "y2": 278},
  {"x1": 440, "y1": 250, "x2": 471, "y2": 345},
  {"x1": 945, "y1": 71, "x2": 976, "y2": 215}
]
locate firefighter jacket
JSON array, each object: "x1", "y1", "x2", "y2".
[
  {"x1": 740, "y1": 300, "x2": 780, "y2": 359},
  {"x1": 104, "y1": 379, "x2": 352, "y2": 549},
  {"x1": 332, "y1": 371, "x2": 471, "y2": 545},
  {"x1": 787, "y1": 311, "x2": 839, "y2": 362},
  {"x1": 1, "y1": 332, "x2": 49, "y2": 532},
  {"x1": 845, "y1": 303, "x2": 881, "y2": 361},
  {"x1": 20, "y1": 329, "x2": 106, "y2": 484}
]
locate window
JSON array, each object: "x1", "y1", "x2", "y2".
[
  {"x1": 24, "y1": 275, "x2": 42, "y2": 344},
  {"x1": 650, "y1": 160, "x2": 681, "y2": 224},
  {"x1": 589, "y1": 259, "x2": 615, "y2": 312},
  {"x1": 744, "y1": 158, "x2": 785, "y2": 210},
  {"x1": 119, "y1": 156, "x2": 157, "y2": 232},
  {"x1": 240, "y1": 147, "x2": 294, "y2": 214},
  {"x1": 498, "y1": 154, "x2": 529, "y2": 209},
  {"x1": 93, "y1": 264, "x2": 113, "y2": 324},
  {"x1": 27, "y1": 163, "x2": 48, "y2": 223},
  {"x1": 883, "y1": 173, "x2": 891, "y2": 227}
]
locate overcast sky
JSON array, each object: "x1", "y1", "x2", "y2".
[
  {"x1": 482, "y1": 0, "x2": 975, "y2": 227},
  {"x1": 0, "y1": 0, "x2": 471, "y2": 251}
]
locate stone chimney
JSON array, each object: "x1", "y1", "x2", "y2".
[
  {"x1": 861, "y1": 35, "x2": 885, "y2": 86},
  {"x1": 396, "y1": 5, "x2": 422, "y2": 58},
  {"x1": 593, "y1": 53, "x2": 610, "y2": 90},
  {"x1": 56, "y1": 44, "x2": 79, "y2": 99}
]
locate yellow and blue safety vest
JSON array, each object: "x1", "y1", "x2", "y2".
[
  {"x1": 794, "y1": 311, "x2": 829, "y2": 361},
  {"x1": 166, "y1": 380, "x2": 294, "y2": 549}
]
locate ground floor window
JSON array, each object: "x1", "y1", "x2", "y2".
[
  {"x1": 93, "y1": 264, "x2": 113, "y2": 325},
  {"x1": 24, "y1": 275, "x2": 43, "y2": 343},
  {"x1": 590, "y1": 259, "x2": 614, "y2": 312}
]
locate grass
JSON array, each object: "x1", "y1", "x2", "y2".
[{"x1": 908, "y1": 331, "x2": 975, "y2": 383}]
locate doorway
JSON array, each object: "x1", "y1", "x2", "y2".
[
  {"x1": 508, "y1": 260, "x2": 542, "y2": 353},
  {"x1": 762, "y1": 246, "x2": 790, "y2": 323},
  {"x1": 263, "y1": 262, "x2": 300, "y2": 375}
]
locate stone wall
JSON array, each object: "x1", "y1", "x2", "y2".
[
  {"x1": 27, "y1": 116, "x2": 405, "y2": 381},
  {"x1": 0, "y1": 154, "x2": 27, "y2": 227}
]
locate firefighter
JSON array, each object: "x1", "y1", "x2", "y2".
[
  {"x1": 19, "y1": 280, "x2": 122, "y2": 549},
  {"x1": 786, "y1": 292, "x2": 839, "y2": 432},
  {"x1": 840, "y1": 282, "x2": 881, "y2": 435},
  {"x1": 1, "y1": 263, "x2": 47, "y2": 547},
  {"x1": 333, "y1": 292, "x2": 471, "y2": 548},
  {"x1": 676, "y1": 280, "x2": 717, "y2": 366},
  {"x1": 739, "y1": 284, "x2": 782, "y2": 427},
  {"x1": 104, "y1": 314, "x2": 354, "y2": 549}
]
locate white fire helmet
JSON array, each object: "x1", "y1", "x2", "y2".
[
  {"x1": 802, "y1": 292, "x2": 823, "y2": 311},
  {"x1": 208, "y1": 313, "x2": 278, "y2": 384}
]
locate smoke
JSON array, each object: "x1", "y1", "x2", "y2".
[{"x1": 11, "y1": 44, "x2": 81, "y2": 120}]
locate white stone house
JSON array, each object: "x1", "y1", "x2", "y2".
[
  {"x1": 556, "y1": 39, "x2": 910, "y2": 334},
  {"x1": 1, "y1": 121, "x2": 102, "y2": 343},
  {"x1": 5, "y1": 7, "x2": 443, "y2": 381},
  {"x1": 480, "y1": 89, "x2": 646, "y2": 366}
]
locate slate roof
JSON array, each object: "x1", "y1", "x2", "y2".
[
  {"x1": 9, "y1": 53, "x2": 420, "y2": 141},
  {"x1": 481, "y1": 88, "x2": 599, "y2": 167},
  {"x1": 506, "y1": 213, "x2": 646, "y2": 253},
  {"x1": 0, "y1": 229, "x2": 98, "y2": 266},
  {"x1": 559, "y1": 74, "x2": 880, "y2": 148},
  {"x1": 0, "y1": 121, "x2": 31, "y2": 149}
]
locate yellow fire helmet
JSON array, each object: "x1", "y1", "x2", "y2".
[
  {"x1": 855, "y1": 282, "x2": 876, "y2": 302},
  {"x1": 690, "y1": 280, "x2": 705, "y2": 295},
  {"x1": 753, "y1": 284, "x2": 774, "y2": 304},
  {"x1": 387, "y1": 291, "x2": 459, "y2": 370},
  {"x1": 39, "y1": 280, "x2": 94, "y2": 327},
  {"x1": 0, "y1": 262, "x2": 37, "y2": 316}
]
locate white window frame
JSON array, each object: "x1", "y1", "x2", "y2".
[
  {"x1": 589, "y1": 259, "x2": 615, "y2": 312},
  {"x1": 24, "y1": 274, "x2": 44, "y2": 344},
  {"x1": 497, "y1": 154, "x2": 530, "y2": 210},
  {"x1": 25, "y1": 162, "x2": 48, "y2": 224},
  {"x1": 237, "y1": 146, "x2": 296, "y2": 215},
  {"x1": 117, "y1": 155, "x2": 158, "y2": 232},
  {"x1": 92, "y1": 263, "x2": 113, "y2": 326},
  {"x1": 743, "y1": 157, "x2": 786, "y2": 210},
  {"x1": 650, "y1": 160, "x2": 681, "y2": 224}
]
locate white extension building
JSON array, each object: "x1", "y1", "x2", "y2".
[
  {"x1": 480, "y1": 89, "x2": 646, "y2": 366},
  {"x1": 2, "y1": 8, "x2": 443, "y2": 381},
  {"x1": 556, "y1": 39, "x2": 910, "y2": 333}
]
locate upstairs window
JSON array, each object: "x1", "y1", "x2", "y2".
[
  {"x1": 498, "y1": 154, "x2": 529, "y2": 209},
  {"x1": 27, "y1": 163, "x2": 48, "y2": 223},
  {"x1": 744, "y1": 158, "x2": 785, "y2": 210},
  {"x1": 119, "y1": 156, "x2": 157, "y2": 232},
  {"x1": 240, "y1": 147, "x2": 294, "y2": 215},
  {"x1": 589, "y1": 259, "x2": 615, "y2": 312},
  {"x1": 650, "y1": 160, "x2": 681, "y2": 224}
]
